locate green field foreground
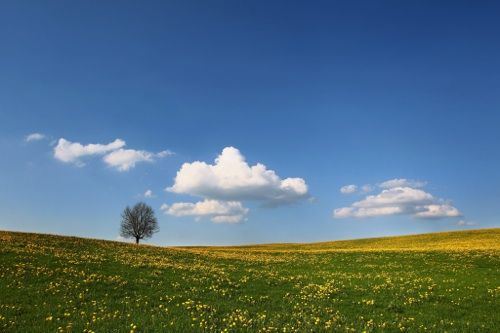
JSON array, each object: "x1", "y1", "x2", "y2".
[{"x1": 0, "y1": 229, "x2": 499, "y2": 332}]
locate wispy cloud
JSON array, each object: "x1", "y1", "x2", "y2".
[
  {"x1": 456, "y1": 220, "x2": 477, "y2": 226},
  {"x1": 25, "y1": 133, "x2": 46, "y2": 142},
  {"x1": 379, "y1": 178, "x2": 426, "y2": 189}
]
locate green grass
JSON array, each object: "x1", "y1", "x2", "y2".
[{"x1": 0, "y1": 229, "x2": 499, "y2": 332}]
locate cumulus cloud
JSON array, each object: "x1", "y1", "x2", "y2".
[
  {"x1": 340, "y1": 185, "x2": 357, "y2": 194},
  {"x1": 54, "y1": 138, "x2": 125, "y2": 164},
  {"x1": 333, "y1": 182, "x2": 461, "y2": 220},
  {"x1": 144, "y1": 190, "x2": 153, "y2": 198},
  {"x1": 53, "y1": 137, "x2": 171, "y2": 170},
  {"x1": 161, "y1": 199, "x2": 248, "y2": 223},
  {"x1": 379, "y1": 178, "x2": 426, "y2": 189},
  {"x1": 25, "y1": 133, "x2": 46, "y2": 142},
  {"x1": 164, "y1": 147, "x2": 308, "y2": 223},
  {"x1": 167, "y1": 147, "x2": 308, "y2": 205}
]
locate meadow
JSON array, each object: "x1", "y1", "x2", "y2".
[{"x1": 0, "y1": 228, "x2": 499, "y2": 332}]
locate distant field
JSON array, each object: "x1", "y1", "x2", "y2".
[{"x1": 0, "y1": 229, "x2": 499, "y2": 332}]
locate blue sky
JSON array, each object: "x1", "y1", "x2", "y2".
[{"x1": 1, "y1": 1, "x2": 499, "y2": 245}]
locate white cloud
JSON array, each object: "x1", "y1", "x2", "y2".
[
  {"x1": 211, "y1": 214, "x2": 245, "y2": 223},
  {"x1": 457, "y1": 220, "x2": 478, "y2": 226},
  {"x1": 379, "y1": 178, "x2": 426, "y2": 189},
  {"x1": 334, "y1": 206, "x2": 404, "y2": 218},
  {"x1": 25, "y1": 133, "x2": 46, "y2": 142},
  {"x1": 161, "y1": 199, "x2": 248, "y2": 223},
  {"x1": 144, "y1": 190, "x2": 154, "y2": 198},
  {"x1": 339, "y1": 183, "x2": 374, "y2": 194},
  {"x1": 53, "y1": 137, "x2": 171, "y2": 171},
  {"x1": 103, "y1": 149, "x2": 166, "y2": 171},
  {"x1": 333, "y1": 185, "x2": 461, "y2": 220},
  {"x1": 414, "y1": 204, "x2": 461, "y2": 219},
  {"x1": 352, "y1": 187, "x2": 433, "y2": 208},
  {"x1": 156, "y1": 150, "x2": 175, "y2": 158},
  {"x1": 165, "y1": 147, "x2": 308, "y2": 224},
  {"x1": 167, "y1": 147, "x2": 308, "y2": 205},
  {"x1": 340, "y1": 184, "x2": 357, "y2": 194},
  {"x1": 54, "y1": 138, "x2": 125, "y2": 164}
]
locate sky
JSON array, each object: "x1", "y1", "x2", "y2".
[{"x1": 1, "y1": 1, "x2": 499, "y2": 245}]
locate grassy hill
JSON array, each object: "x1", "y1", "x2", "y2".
[
  {"x1": 195, "y1": 228, "x2": 500, "y2": 252},
  {"x1": 0, "y1": 229, "x2": 499, "y2": 332}
]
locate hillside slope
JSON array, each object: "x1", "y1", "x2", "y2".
[
  {"x1": 217, "y1": 228, "x2": 500, "y2": 251},
  {"x1": 0, "y1": 229, "x2": 499, "y2": 332}
]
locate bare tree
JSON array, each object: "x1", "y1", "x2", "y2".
[{"x1": 120, "y1": 202, "x2": 159, "y2": 244}]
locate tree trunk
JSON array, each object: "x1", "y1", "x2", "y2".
[{"x1": 135, "y1": 237, "x2": 139, "y2": 244}]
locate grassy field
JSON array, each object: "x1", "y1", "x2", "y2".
[{"x1": 0, "y1": 229, "x2": 499, "y2": 332}]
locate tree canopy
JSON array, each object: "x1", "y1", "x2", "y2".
[{"x1": 120, "y1": 202, "x2": 159, "y2": 244}]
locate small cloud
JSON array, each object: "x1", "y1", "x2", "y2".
[
  {"x1": 340, "y1": 184, "x2": 357, "y2": 194},
  {"x1": 457, "y1": 220, "x2": 478, "y2": 226},
  {"x1": 156, "y1": 150, "x2": 175, "y2": 158},
  {"x1": 379, "y1": 178, "x2": 426, "y2": 189},
  {"x1": 211, "y1": 214, "x2": 247, "y2": 223},
  {"x1": 103, "y1": 148, "x2": 154, "y2": 171},
  {"x1": 144, "y1": 189, "x2": 154, "y2": 198},
  {"x1": 339, "y1": 183, "x2": 374, "y2": 195},
  {"x1": 25, "y1": 133, "x2": 46, "y2": 142},
  {"x1": 334, "y1": 205, "x2": 404, "y2": 218}
]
